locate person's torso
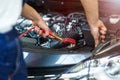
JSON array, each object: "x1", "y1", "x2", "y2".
[{"x1": 0, "y1": 0, "x2": 22, "y2": 33}]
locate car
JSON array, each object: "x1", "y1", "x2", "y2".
[{"x1": 15, "y1": 0, "x2": 120, "y2": 80}]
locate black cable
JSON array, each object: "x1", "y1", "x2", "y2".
[
  {"x1": 87, "y1": 59, "x2": 92, "y2": 80},
  {"x1": 86, "y1": 54, "x2": 95, "y2": 80}
]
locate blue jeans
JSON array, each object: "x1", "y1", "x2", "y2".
[{"x1": 0, "y1": 28, "x2": 28, "y2": 80}]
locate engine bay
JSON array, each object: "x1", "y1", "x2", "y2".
[{"x1": 15, "y1": 12, "x2": 94, "y2": 49}]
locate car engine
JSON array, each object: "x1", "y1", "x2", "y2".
[{"x1": 14, "y1": 12, "x2": 94, "y2": 49}]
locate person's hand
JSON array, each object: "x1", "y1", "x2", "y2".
[
  {"x1": 90, "y1": 20, "x2": 107, "y2": 47},
  {"x1": 33, "y1": 21, "x2": 49, "y2": 38}
]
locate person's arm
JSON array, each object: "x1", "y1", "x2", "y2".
[
  {"x1": 21, "y1": 3, "x2": 49, "y2": 38},
  {"x1": 80, "y1": 0, "x2": 107, "y2": 47}
]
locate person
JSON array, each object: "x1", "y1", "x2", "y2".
[
  {"x1": 80, "y1": 0, "x2": 107, "y2": 47},
  {"x1": 0, "y1": 0, "x2": 49, "y2": 80}
]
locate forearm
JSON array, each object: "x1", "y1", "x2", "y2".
[
  {"x1": 80, "y1": 0, "x2": 99, "y2": 27},
  {"x1": 21, "y1": 3, "x2": 47, "y2": 27}
]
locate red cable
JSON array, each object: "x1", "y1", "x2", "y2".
[
  {"x1": 19, "y1": 26, "x2": 76, "y2": 45},
  {"x1": 19, "y1": 27, "x2": 35, "y2": 38}
]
